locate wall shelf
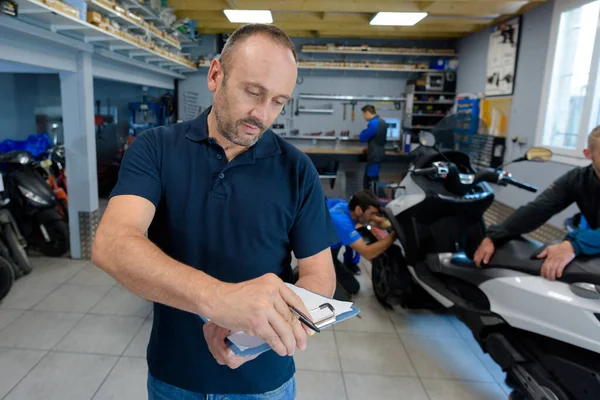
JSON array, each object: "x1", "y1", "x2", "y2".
[
  {"x1": 87, "y1": 0, "x2": 181, "y2": 50},
  {"x1": 413, "y1": 91, "x2": 456, "y2": 95},
  {"x1": 298, "y1": 94, "x2": 405, "y2": 102},
  {"x1": 301, "y1": 45, "x2": 456, "y2": 57},
  {"x1": 15, "y1": 0, "x2": 196, "y2": 73},
  {"x1": 297, "y1": 64, "x2": 440, "y2": 73},
  {"x1": 407, "y1": 113, "x2": 446, "y2": 117},
  {"x1": 413, "y1": 100, "x2": 455, "y2": 105}
]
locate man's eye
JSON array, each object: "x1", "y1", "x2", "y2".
[
  {"x1": 274, "y1": 101, "x2": 285, "y2": 106},
  {"x1": 247, "y1": 90, "x2": 259, "y2": 97}
]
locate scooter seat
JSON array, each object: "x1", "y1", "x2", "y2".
[{"x1": 486, "y1": 237, "x2": 600, "y2": 285}]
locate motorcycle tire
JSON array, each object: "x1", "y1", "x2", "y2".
[
  {"x1": 0, "y1": 255, "x2": 15, "y2": 302},
  {"x1": 371, "y1": 245, "x2": 412, "y2": 309},
  {"x1": 2, "y1": 223, "x2": 32, "y2": 275},
  {"x1": 38, "y1": 220, "x2": 69, "y2": 257}
]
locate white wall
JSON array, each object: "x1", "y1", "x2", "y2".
[{"x1": 456, "y1": 0, "x2": 581, "y2": 228}]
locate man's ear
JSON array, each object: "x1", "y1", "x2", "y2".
[
  {"x1": 584, "y1": 148, "x2": 592, "y2": 160},
  {"x1": 207, "y1": 59, "x2": 223, "y2": 93}
]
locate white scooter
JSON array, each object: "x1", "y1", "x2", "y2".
[{"x1": 373, "y1": 132, "x2": 600, "y2": 400}]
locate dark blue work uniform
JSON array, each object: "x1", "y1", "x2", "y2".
[{"x1": 110, "y1": 107, "x2": 339, "y2": 394}]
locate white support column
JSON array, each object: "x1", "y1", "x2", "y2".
[{"x1": 60, "y1": 51, "x2": 99, "y2": 259}]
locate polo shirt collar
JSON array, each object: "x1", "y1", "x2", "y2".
[{"x1": 186, "y1": 106, "x2": 281, "y2": 159}]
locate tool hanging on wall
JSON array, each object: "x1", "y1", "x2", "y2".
[
  {"x1": 350, "y1": 101, "x2": 357, "y2": 121},
  {"x1": 342, "y1": 103, "x2": 349, "y2": 120}
]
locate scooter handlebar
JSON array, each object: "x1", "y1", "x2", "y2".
[
  {"x1": 505, "y1": 178, "x2": 538, "y2": 193},
  {"x1": 412, "y1": 166, "x2": 438, "y2": 176}
]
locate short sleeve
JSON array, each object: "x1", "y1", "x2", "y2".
[
  {"x1": 331, "y1": 213, "x2": 361, "y2": 247},
  {"x1": 109, "y1": 131, "x2": 162, "y2": 207},
  {"x1": 290, "y1": 170, "x2": 339, "y2": 259}
]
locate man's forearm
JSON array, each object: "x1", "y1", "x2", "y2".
[
  {"x1": 296, "y1": 273, "x2": 335, "y2": 298},
  {"x1": 365, "y1": 235, "x2": 396, "y2": 260},
  {"x1": 92, "y1": 228, "x2": 222, "y2": 318}
]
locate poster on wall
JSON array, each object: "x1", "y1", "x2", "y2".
[
  {"x1": 485, "y1": 16, "x2": 521, "y2": 96},
  {"x1": 480, "y1": 97, "x2": 513, "y2": 137}
]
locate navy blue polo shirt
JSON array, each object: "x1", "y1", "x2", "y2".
[{"x1": 109, "y1": 107, "x2": 339, "y2": 394}]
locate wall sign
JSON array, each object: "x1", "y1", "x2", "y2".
[{"x1": 485, "y1": 16, "x2": 521, "y2": 96}]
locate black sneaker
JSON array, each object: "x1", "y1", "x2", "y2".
[{"x1": 346, "y1": 263, "x2": 361, "y2": 275}]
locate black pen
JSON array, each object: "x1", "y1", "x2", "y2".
[{"x1": 290, "y1": 306, "x2": 321, "y2": 333}]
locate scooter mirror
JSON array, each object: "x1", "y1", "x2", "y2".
[
  {"x1": 418, "y1": 131, "x2": 436, "y2": 147},
  {"x1": 526, "y1": 147, "x2": 552, "y2": 162}
]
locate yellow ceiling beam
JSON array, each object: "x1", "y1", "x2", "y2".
[
  {"x1": 193, "y1": 20, "x2": 478, "y2": 33},
  {"x1": 426, "y1": 1, "x2": 533, "y2": 16},
  {"x1": 196, "y1": 27, "x2": 465, "y2": 39},
  {"x1": 176, "y1": 11, "x2": 492, "y2": 26}
]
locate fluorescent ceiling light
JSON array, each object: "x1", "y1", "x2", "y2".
[
  {"x1": 223, "y1": 10, "x2": 273, "y2": 24},
  {"x1": 370, "y1": 12, "x2": 428, "y2": 26}
]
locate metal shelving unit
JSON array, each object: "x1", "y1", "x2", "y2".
[
  {"x1": 87, "y1": 0, "x2": 181, "y2": 50},
  {"x1": 14, "y1": 0, "x2": 196, "y2": 73}
]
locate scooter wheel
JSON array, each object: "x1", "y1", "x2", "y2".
[
  {"x1": 2, "y1": 223, "x2": 32, "y2": 275},
  {"x1": 0, "y1": 255, "x2": 15, "y2": 302},
  {"x1": 38, "y1": 220, "x2": 69, "y2": 257}
]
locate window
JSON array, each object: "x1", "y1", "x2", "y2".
[{"x1": 537, "y1": 0, "x2": 600, "y2": 161}]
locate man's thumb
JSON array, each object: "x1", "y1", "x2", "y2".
[{"x1": 537, "y1": 249, "x2": 548, "y2": 259}]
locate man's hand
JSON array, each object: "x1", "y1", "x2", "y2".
[
  {"x1": 208, "y1": 273, "x2": 313, "y2": 358},
  {"x1": 370, "y1": 214, "x2": 392, "y2": 230},
  {"x1": 203, "y1": 322, "x2": 258, "y2": 369},
  {"x1": 537, "y1": 241, "x2": 576, "y2": 281},
  {"x1": 474, "y1": 238, "x2": 495, "y2": 267}
]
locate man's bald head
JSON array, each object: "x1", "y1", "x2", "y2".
[{"x1": 219, "y1": 24, "x2": 297, "y2": 81}]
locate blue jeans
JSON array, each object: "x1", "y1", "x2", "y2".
[{"x1": 147, "y1": 373, "x2": 296, "y2": 400}]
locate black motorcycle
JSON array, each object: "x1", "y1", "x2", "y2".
[{"x1": 0, "y1": 151, "x2": 69, "y2": 257}]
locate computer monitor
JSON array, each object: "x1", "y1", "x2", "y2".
[{"x1": 384, "y1": 118, "x2": 401, "y2": 140}]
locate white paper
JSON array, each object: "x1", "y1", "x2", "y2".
[{"x1": 226, "y1": 284, "x2": 353, "y2": 350}]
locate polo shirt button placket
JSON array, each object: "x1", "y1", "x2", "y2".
[{"x1": 217, "y1": 154, "x2": 223, "y2": 160}]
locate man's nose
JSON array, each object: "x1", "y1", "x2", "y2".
[{"x1": 249, "y1": 103, "x2": 269, "y2": 126}]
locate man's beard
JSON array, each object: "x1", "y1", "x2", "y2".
[{"x1": 214, "y1": 91, "x2": 267, "y2": 147}]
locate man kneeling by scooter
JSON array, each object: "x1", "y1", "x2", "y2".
[{"x1": 329, "y1": 190, "x2": 396, "y2": 300}]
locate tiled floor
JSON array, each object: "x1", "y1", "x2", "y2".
[{"x1": 0, "y1": 256, "x2": 512, "y2": 400}]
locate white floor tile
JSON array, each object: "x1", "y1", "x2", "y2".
[
  {"x1": 421, "y1": 378, "x2": 507, "y2": 400},
  {"x1": 0, "y1": 281, "x2": 61, "y2": 310},
  {"x1": 5, "y1": 352, "x2": 117, "y2": 400},
  {"x1": 334, "y1": 296, "x2": 396, "y2": 334},
  {"x1": 0, "y1": 309, "x2": 24, "y2": 331},
  {"x1": 335, "y1": 331, "x2": 416, "y2": 376},
  {"x1": 401, "y1": 334, "x2": 495, "y2": 382},
  {"x1": 93, "y1": 357, "x2": 148, "y2": 400},
  {"x1": 344, "y1": 374, "x2": 429, "y2": 400},
  {"x1": 295, "y1": 371, "x2": 347, "y2": 400},
  {"x1": 55, "y1": 315, "x2": 145, "y2": 355},
  {"x1": 68, "y1": 266, "x2": 116, "y2": 287},
  {"x1": 90, "y1": 285, "x2": 152, "y2": 318},
  {"x1": 389, "y1": 311, "x2": 460, "y2": 338},
  {"x1": 0, "y1": 311, "x2": 83, "y2": 350},
  {"x1": 294, "y1": 330, "x2": 340, "y2": 372},
  {"x1": 0, "y1": 349, "x2": 47, "y2": 398},
  {"x1": 123, "y1": 319, "x2": 152, "y2": 358},
  {"x1": 24, "y1": 258, "x2": 86, "y2": 284},
  {"x1": 33, "y1": 284, "x2": 112, "y2": 314}
]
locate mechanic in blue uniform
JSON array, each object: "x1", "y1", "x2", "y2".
[
  {"x1": 92, "y1": 24, "x2": 338, "y2": 400},
  {"x1": 328, "y1": 191, "x2": 397, "y2": 298},
  {"x1": 359, "y1": 105, "x2": 389, "y2": 191}
]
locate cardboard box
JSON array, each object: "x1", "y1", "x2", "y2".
[
  {"x1": 44, "y1": 0, "x2": 79, "y2": 19},
  {"x1": 63, "y1": 0, "x2": 86, "y2": 21},
  {"x1": 113, "y1": 4, "x2": 126, "y2": 15},
  {"x1": 87, "y1": 11, "x2": 103, "y2": 25}
]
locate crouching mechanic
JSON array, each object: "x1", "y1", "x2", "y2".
[
  {"x1": 329, "y1": 191, "x2": 397, "y2": 298},
  {"x1": 474, "y1": 126, "x2": 600, "y2": 280}
]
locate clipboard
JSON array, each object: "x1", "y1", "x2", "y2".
[
  {"x1": 198, "y1": 285, "x2": 360, "y2": 358},
  {"x1": 222, "y1": 302, "x2": 360, "y2": 357}
]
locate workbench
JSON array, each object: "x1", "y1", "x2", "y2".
[{"x1": 285, "y1": 140, "x2": 411, "y2": 198}]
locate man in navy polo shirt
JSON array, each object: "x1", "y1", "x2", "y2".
[{"x1": 92, "y1": 24, "x2": 338, "y2": 399}]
